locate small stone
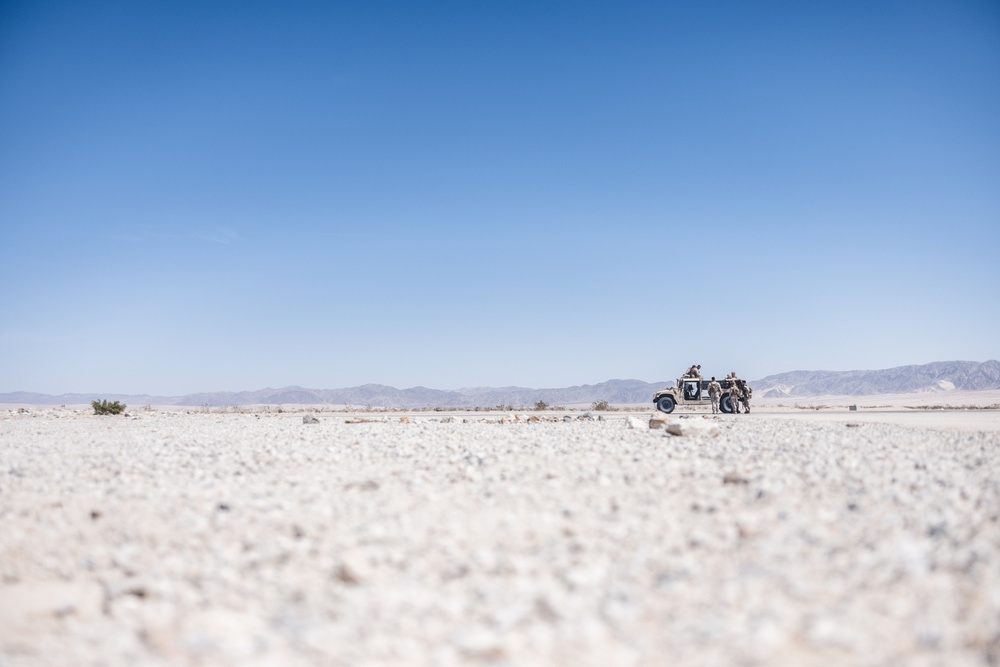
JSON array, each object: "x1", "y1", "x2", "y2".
[
  {"x1": 723, "y1": 472, "x2": 749, "y2": 485},
  {"x1": 178, "y1": 608, "x2": 270, "y2": 658},
  {"x1": 112, "y1": 544, "x2": 141, "y2": 575},
  {"x1": 105, "y1": 577, "x2": 151, "y2": 601},
  {"x1": 665, "y1": 418, "x2": 720, "y2": 437},
  {"x1": 452, "y1": 625, "x2": 503, "y2": 658},
  {"x1": 648, "y1": 414, "x2": 670, "y2": 429},
  {"x1": 335, "y1": 552, "x2": 372, "y2": 585},
  {"x1": 303, "y1": 415, "x2": 320, "y2": 424}
]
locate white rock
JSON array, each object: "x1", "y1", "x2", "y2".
[
  {"x1": 178, "y1": 608, "x2": 270, "y2": 658},
  {"x1": 452, "y1": 625, "x2": 501, "y2": 657},
  {"x1": 625, "y1": 416, "x2": 647, "y2": 430}
]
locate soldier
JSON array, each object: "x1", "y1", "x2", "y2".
[
  {"x1": 681, "y1": 365, "x2": 702, "y2": 400},
  {"x1": 741, "y1": 384, "x2": 752, "y2": 414},
  {"x1": 708, "y1": 376, "x2": 722, "y2": 414},
  {"x1": 728, "y1": 379, "x2": 742, "y2": 414},
  {"x1": 725, "y1": 373, "x2": 742, "y2": 414}
]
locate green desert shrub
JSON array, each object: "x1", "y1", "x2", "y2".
[
  {"x1": 591, "y1": 400, "x2": 611, "y2": 411},
  {"x1": 92, "y1": 399, "x2": 126, "y2": 415}
]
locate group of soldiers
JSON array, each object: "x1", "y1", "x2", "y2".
[{"x1": 682, "y1": 364, "x2": 752, "y2": 415}]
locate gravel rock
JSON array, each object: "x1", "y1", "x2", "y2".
[
  {"x1": 335, "y1": 551, "x2": 372, "y2": 585},
  {"x1": 665, "y1": 417, "x2": 721, "y2": 437},
  {"x1": 1, "y1": 410, "x2": 998, "y2": 666},
  {"x1": 648, "y1": 413, "x2": 670, "y2": 429}
]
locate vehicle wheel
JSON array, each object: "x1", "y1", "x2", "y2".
[
  {"x1": 656, "y1": 395, "x2": 675, "y2": 414},
  {"x1": 720, "y1": 395, "x2": 734, "y2": 414}
]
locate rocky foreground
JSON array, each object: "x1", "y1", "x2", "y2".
[{"x1": 1, "y1": 410, "x2": 998, "y2": 666}]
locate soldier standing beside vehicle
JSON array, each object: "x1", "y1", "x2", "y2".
[
  {"x1": 727, "y1": 373, "x2": 742, "y2": 414},
  {"x1": 708, "y1": 377, "x2": 722, "y2": 414},
  {"x1": 741, "y1": 384, "x2": 752, "y2": 414}
]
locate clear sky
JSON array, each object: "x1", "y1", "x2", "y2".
[{"x1": 2, "y1": 0, "x2": 998, "y2": 395}]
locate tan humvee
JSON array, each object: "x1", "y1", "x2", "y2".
[{"x1": 653, "y1": 377, "x2": 747, "y2": 414}]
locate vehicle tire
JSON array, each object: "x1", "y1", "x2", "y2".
[
  {"x1": 656, "y1": 395, "x2": 676, "y2": 414},
  {"x1": 720, "y1": 395, "x2": 734, "y2": 414}
]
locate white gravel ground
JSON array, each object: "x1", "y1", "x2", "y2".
[{"x1": 1, "y1": 409, "x2": 998, "y2": 666}]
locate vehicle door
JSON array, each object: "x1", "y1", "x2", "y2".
[{"x1": 682, "y1": 378, "x2": 702, "y2": 402}]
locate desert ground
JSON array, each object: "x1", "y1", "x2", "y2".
[{"x1": 1, "y1": 402, "x2": 998, "y2": 666}]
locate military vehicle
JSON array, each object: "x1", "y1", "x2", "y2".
[{"x1": 653, "y1": 377, "x2": 748, "y2": 414}]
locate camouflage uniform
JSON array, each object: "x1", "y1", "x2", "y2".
[
  {"x1": 708, "y1": 378, "x2": 722, "y2": 414},
  {"x1": 728, "y1": 375, "x2": 742, "y2": 414},
  {"x1": 741, "y1": 385, "x2": 752, "y2": 414}
]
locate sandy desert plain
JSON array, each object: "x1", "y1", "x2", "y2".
[{"x1": 1, "y1": 392, "x2": 998, "y2": 666}]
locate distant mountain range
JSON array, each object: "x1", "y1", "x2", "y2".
[
  {"x1": 752, "y1": 360, "x2": 1000, "y2": 398},
  {"x1": 0, "y1": 379, "x2": 665, "y2": 409},
  {"x1": 3, "y1": 361, "x2": 997, "y2": 408}
]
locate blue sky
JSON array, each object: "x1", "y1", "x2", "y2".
[{"x1": 2, "y1": 0, "x2": 998, "y2": 395}]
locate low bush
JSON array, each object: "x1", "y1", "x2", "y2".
[{"x1": 92, "y1": 400, "x2": 126, "y2": 415}]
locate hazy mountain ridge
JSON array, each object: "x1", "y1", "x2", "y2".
[
  {"x1": 754, "y1": 360, "x2": 1000, "y2": 397},
  {"x1": 4, "y1": 361, "x2": 997, "y2": 407},
  {"x1": 0, "y1": 380, "x2": 670, "y2": 408}
]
